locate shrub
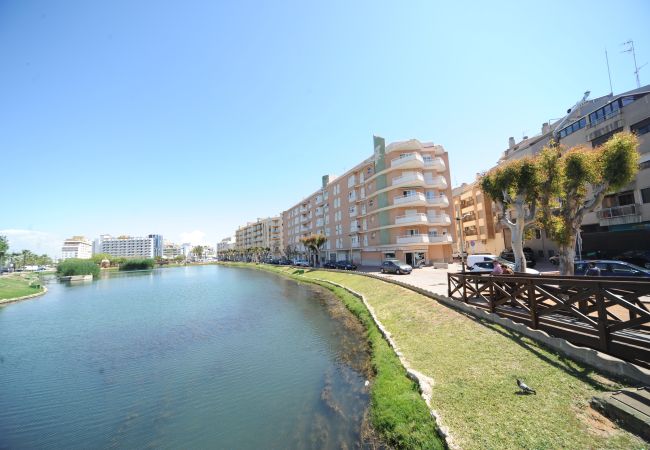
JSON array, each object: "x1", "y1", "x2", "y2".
[
  {"x1": 57, "y1": 259, "x2": 100, "y2": 278},
  {"x1": 119, "y1": 258, "x2": 155, "y2": 271}
]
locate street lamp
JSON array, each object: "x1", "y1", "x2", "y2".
[{"x1": 456, "y1": 213, "x2": 471, "y2": 273}]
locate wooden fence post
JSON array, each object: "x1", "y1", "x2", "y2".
[
  {"x1": 595, "y1": 283, "x2": 609, "y2": 352},
  {"x1": 489, "y1": 278, "x2": 495, "y2": 312},
  {"x1": 528, "y1": 279, "x2": 538, "y2": 329}
]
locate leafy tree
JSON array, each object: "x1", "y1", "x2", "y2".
[
  {"x1": 0, "y1": 235, "x2": 8, "y2": 267},
  {"x1": 119, "y1": 258, "x2": 155, "y2": 271},
  {"x1": 174, "y1": 255, "x2": 185, "y2": 263},
  {"x1": 91, "y1": 253, "x2": 113, "y2": 265},
  {"x1": 300, "y1": 234, "x2": 327, "y2": 266},
  {"x1": 191, "y1": 245, "x2": 204, "y2": 260},
  {"x1": 539, "y1": 132, "x2": 639, "y2": 275},
  {"x1": 480, "y1": 158, "x2": 541, "y2": 272}
]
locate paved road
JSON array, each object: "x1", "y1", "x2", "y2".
[{"x1": 360, "y1": 261, "x2": 560, "y2": 297}]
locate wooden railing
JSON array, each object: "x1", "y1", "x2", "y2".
[{"x1": 447, "y1": 272, "x2": 650, "y2": 367}]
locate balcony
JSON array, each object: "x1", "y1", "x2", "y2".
[
  {"x1": 426, "y1": 213, "x2": 452, "y2": 225},
  {"x1": 394, "y1": 192, "x2": 426, "y2": 206},
  {"x1": 428, "y1": 234, "x2": 453, "y2": 244},
  {"x1": 424, "y1": 175, "x2": 448, "y2": 189},
  {"x1": 391, "y1": 172, "x2": 424, "y2": 187},
  {"x1": 597, "y1": 204, "x2": 642, "y2": 226},
  {"x1": 390, "y1": 153, "x2": 424, "y2": 169},
  {"x1": 423, "y1": 156, "x2": 445, "y2": 171},
  {"x1": 426, "y1": 194, "x2": 449, "y2": 208},
  {"x1": 349, "y1": 192, "x2": 357, "y2": 202},
  {"x1": 351, "y1": 239, "x2": 361, "y2": 248},
  {"x1": 396, "y1": 234, "x2": 429, "y2": 244},
  {"x1": 349, "y1": 209, "x2": 358, "y2": 218},
  {"x1": 395, "y1": 213, "x2": 429, "y2": 226},
  {"x1": 350, "y1": 224, "x2": 360, "y2": 233},
  {"x1": 315, "y1": 209, "x2": 323, "y2": 216},
  {"x1": 316, "y1": 195, "x2": 323, "y2": 204},
  {"x1": 301, "y1": 215, "x2": 309, "y2": 223}
]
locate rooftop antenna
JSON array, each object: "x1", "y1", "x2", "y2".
[
  {"x1": 605, "y1": 48, "x2": 613, "y2": 95},
  {"x1": 621, "y1": 40, "x2": 646, "y2": 88}
]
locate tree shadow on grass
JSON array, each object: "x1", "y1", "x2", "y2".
[{"x1": 454, "y1": 310, "x2": 618, "y2": 391}]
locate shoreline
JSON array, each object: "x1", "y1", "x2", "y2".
[
  {"x1": 0, "y1": 286, "x2": 48, "y2": 306},
  {"x1": 218, "y1": 261, "x2": 444, "y2": 449}
]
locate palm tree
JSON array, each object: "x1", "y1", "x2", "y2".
[
  {"x1": 300, "y1": 234, "x2": 327, "y2": 266},
  {"x1": 192, "y1": 245, "x2": 204, "y2": 261}
]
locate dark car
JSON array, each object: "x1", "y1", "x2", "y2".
[
  {"x1": 323, "y1": 261, "x2": 338, "y2": 269},
  {"x1": 613, "y1": 250, "x2": 650, "y2": 269},
  {"x1": 574, "y1": 260, "x2": 650, "y2": 277},
  {"x1": 278, "y1": 258, "x2": 292, "y2": 265},
  {"x1": 335, "y1": 261, "x2": 357, "y2": 270},
  {"x1": 380, "y1": 259, "x2": 412, "y2": 274},
  {"x1": 500, "y1": 250, "x2": 536, "y2": 268}
]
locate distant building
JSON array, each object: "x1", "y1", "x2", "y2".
[
  {"x1": 61, "y1": 236, "x2": 93, "y2": 260},
  {"x1": 217, "y1": 236, "x2": 236, "y2": 258},
  {"x1": 93, "y1": 235, "x2": 155, "y2": 258},
  {"x1": 181, "y1": 243, "x2": 192, "y2": 257},
  {"x1": 452, "y1": 182, "x2": 506, "y2": 256},
  {"x1": 148, "y1": 234, "x2": 164, "y2": 258},
  {"x1": 163, "y1": 242, "x2": 183, "y2": 259},
  {"x1": 235, "y1": 217, "x2": 283, "y2": 257}
]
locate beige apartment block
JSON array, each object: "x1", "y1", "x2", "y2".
[
  {"x1": 235, "y1": 217, "x2": 283, "y2": 256},
  {"x1": 282, "y1": 137, "x2": 455, "y2": 267},
  {"x1": 496, "y1": 85, "x2": 650, "y2": 260},
  {"x1": 61, "y1": 236, "x2": 93, "y2": 260},
  {"x1": 452, "y1": 181, "x2": 505, "y2": 256}
]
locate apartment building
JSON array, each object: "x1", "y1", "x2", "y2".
[
  {"x1": 60, "y1": 236, "x2": 93, "y2": 260},
  {"x1": 452, "y1": 182, "x2": 506, "y2": 256},
  {"x1": 217, "y1": 236, "x2": 236, "y2": 258},
  {"x1": 93, "y1": 234, "x2": 155, "y2": 258},
  {"x1": 282, "y1": 137, "x2": 455, "y2": 267},
  {"x1": 235, "y1": 217, "x2": 283, "y2": 256},
  {"x1": 163, "y1": 242, "x2": 183, "y2": 259},
  {"x1": 148, "y1": 234, "x2": 164, "y2": 258},
  {"x1": 497, "y1": 85, "x2": 650, "y2": 259}
]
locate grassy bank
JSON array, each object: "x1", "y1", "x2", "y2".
[
  {"x1": 224, "y1": 262, "x2": 443, "y2": 449},
  {"x1": 227, "y1": 263, "x2": 646, "y2": 449},
  {"x1": 0, "y1": 273, "x2": 45, "y2": 302}
]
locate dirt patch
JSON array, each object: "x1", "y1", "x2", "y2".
[{"x1": 574, "y1": 404, "x2": 619, "y2": 438}]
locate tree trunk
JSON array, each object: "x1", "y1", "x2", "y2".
[
  {"x1": 510, "y1": 202, "x2": 528, "y2": 273},
  {"x1": 559, "y1": 239, "x2": 576, "y2": 276}
]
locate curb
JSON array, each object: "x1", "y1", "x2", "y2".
[{"x1": 0, "y1": 286, "x2": 48, "y2": 305}]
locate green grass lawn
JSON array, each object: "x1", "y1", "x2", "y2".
[
  {"x1": 0, "y1": 273, "x2": 44, "y2": 301},
  {"x1": 242, "y1": 264, "x2": 647, "y2": 450}
]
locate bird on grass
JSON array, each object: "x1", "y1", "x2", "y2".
[{"x1": 517, "y1": 378, "x2": 536, "y2": 395}]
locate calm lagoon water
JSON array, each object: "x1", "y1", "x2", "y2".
[{"x1": 0, "y1": 265, "x2": 373, "y2": 449}]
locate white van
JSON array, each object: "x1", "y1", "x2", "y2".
[{"x1": 466, "y1": 254, "x2": 497, "y2": 269}]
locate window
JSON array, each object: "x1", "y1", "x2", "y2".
[
  {"x1": 535, "y1": 229, "x2": 542, "y2": 239},
  {"x1": 631, "y1": 117, "x2": 650, "y2": 136},
  {"x1": 591, "y1": 128, "x2": 623, "y2": 148},
  {"x1": 641, "y1": 187, "x2": 650, "y2": 204}
]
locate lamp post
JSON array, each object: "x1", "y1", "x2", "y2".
[{"x1": 456, "y1": 213, "x2": 471, "y2": 273}]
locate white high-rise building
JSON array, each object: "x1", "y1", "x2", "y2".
[
  {"x1": 93, "y1": 235, "x2": 155, "y2": 258},
  {"x1": 61, "y1": 236, "x2": 93, "y2": 260}
]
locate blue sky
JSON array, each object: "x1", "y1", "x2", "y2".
[{"x1": 2, "y1": 0, "x2": 649, "y2": 255}]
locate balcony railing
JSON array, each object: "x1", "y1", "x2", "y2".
[
  {"x1": 427, "y1": 213, "x2": 452, "y2": 225},
  {"x1": 428, "y1": 234, "x2": 453, "y2": 243},
  {"x1": 392, "y1": 172, "x2": 424, "y2": 187},
  {"x1": 396, "y1": 234, "x2": 429, "y2": 244},
  {"x1": 390, "y1": 153, "x2": 424, "y2": 169},
  {"x1": 597, "y1": 203, "x2": 642, "y2": 226},
  {"x1": 423, "y1": 156, "x2": 446, "y2": 171},
  {"x1": 424, "y1": 175, "x2": 448, "y2": 189},
  {"x1": 394, "y1": 192, "x2": 426, "y2": 205},
  {"x1": 395, "y1": 213, "x2": 428, "y2": 225},
  {"x1": 426, "y1": 194, "x2": 449, "y2": 207}
]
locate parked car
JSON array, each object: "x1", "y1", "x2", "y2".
[
  {"x1": 323, "y1": 261, "x2": 338, "y2": 269},
  {"x1": 468, "y1": 257, "x2": 540, "y2": 275},
  {"x1": 574, "y1": 260, "x2": 650, "y2": 277},
  {"x1": 466, "y1": 254, "x2": 497, "y2": 270},
  {"x1": 292, "y1": 259, "x2": 310, "y2": 267},
  {"x1": 499, "y1": 250, "x2": 536, "y2": 268},
  {"x1": 335, "y1": 261, "x2": 357, "y2": 271},
  {"x1": 278, "y1": 258, "x2": 292, "y2": 265},
  {"x1": 612, "y1": 250, "x2": 650, "y2": 269},
  {"x1": 380, "y1": 259, "x2": 412, "y2": 274}
]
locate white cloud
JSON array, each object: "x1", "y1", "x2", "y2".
[
  {"x1": 0, "y1": 229, "x2": 62, "y2": 257},
  {"x1": 179, "y1": 230, "x2": 209, "y2": 246}
]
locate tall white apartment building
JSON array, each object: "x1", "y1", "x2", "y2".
[
  {"x1": 61, "y1": 236, "x2": 93, "y2": 260},
  {"x1": 217, "y1": 236, "x2": 236, "y2": 258},
  {"x1": 94, "y1": 235, "x2": 155, "y2": 258}
]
